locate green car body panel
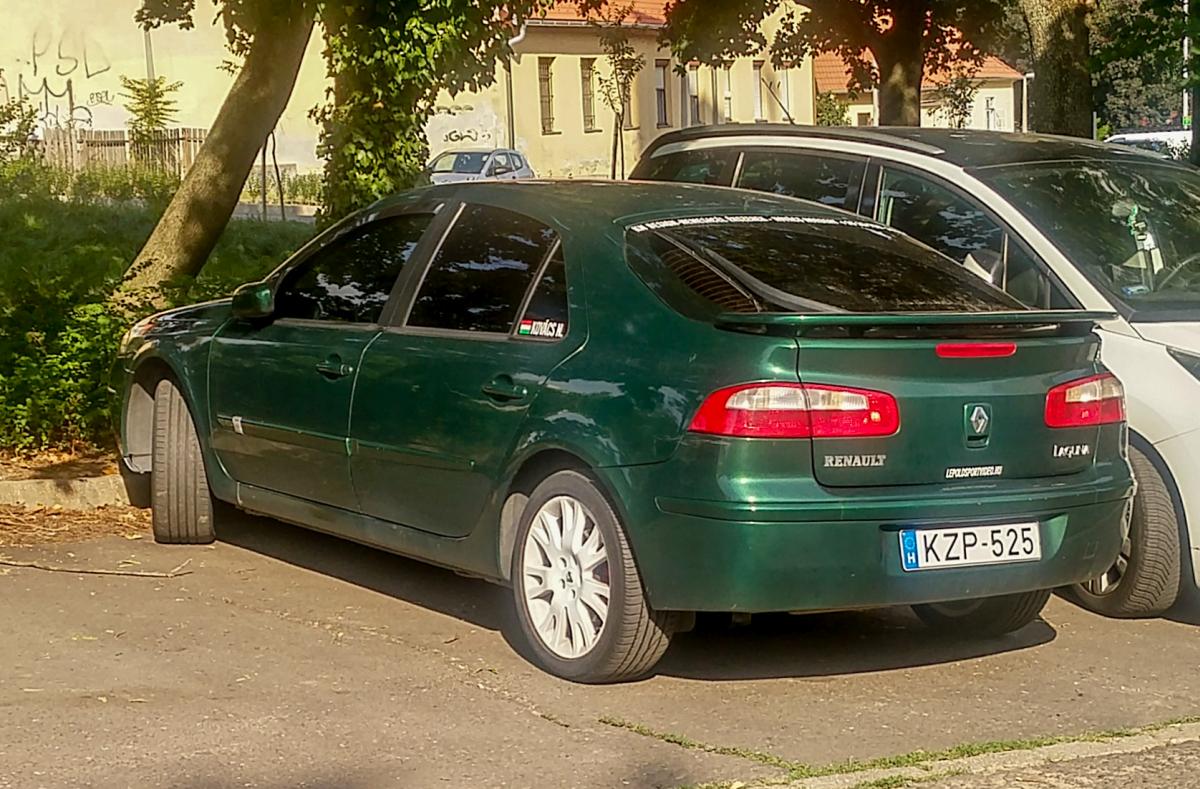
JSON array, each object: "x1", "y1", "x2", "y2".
[{"x1": 115, "y1": 181, "x2": 1134, "y2": 612}]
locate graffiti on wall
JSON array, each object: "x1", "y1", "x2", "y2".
[
  {"x1": 4, "y1": 22, "x2": 115, "y2": 129},
  {"x1": 427, "y1": 102, "x2": 502, "y2": 152}
]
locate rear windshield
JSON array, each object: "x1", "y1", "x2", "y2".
[{"x1": 626, "y1": 215, "x2": 1023, "y2": 316}]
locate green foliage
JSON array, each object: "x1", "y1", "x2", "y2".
[
  {"x1": 815, "y1": 91, "x2": 850, "y2": 126},
  {"x1": 0, "y1": 159, "x2": 179, "y2": 209},
  {"x1": 1092, "y1": 0, "x2": 1187, "y2": 133},
  {"x1": 661, "y1": 0, "x2": 1008, "y2": 93},
  {"x1": 242, "y1": 170, "x2": 325, "y2": 207},
  {"x1": 120, "y1": 76, "x2": 184, "y2": 144},
  {"x1": 0, "y1": 193, "x2": 312, "y2": 452},
  {"x1": 0, "y1": 98, "x2": 39, "y2": 163},
  {"x1": 313, "y1": 0, "x2": 554, "y2": 221},
  {"x1": 589, "y1": 2, "x2": 645, "y2": 178},
  {"x1": 934, "y1": 62, "x2": 982, "y2": 128}
]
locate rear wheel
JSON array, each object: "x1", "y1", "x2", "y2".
[
  {"x1": 150, "y1": 379, "x2": 216, "y2": 545},
  {"x1": 913, "y1": 589, "x2": 1051, "y2": 636},
  {"x1": 1066, "y1": 447, "x2": 1181, "y2": 617},
  {"x1": 511, "y1": 470, "x2": 674, "y2": 683}
]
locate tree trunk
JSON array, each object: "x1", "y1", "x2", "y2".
[
  {"x1": 119, "y1": 15, "x2": 315, "y2": 306},
  {"x1": 873, "y1": 7, "x2": 925, "y2": 126},
  {"x1": 1021, "y1": 0, "x2": 1093, "y2": 137}
]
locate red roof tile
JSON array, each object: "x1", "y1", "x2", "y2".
[
  {"x1": 814, "y1": 51, "x2": 1022, "y2": 94},
  {"x1": 540, "y1": 1, "x2": 667, "y2": 26}
]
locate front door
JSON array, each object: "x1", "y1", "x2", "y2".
[
  {"x1": 350, "y1": 203, "x2": 579, "y2": 537},
  {"x1": 209, "y1": 211, "x2": 435, "y2": 509}
]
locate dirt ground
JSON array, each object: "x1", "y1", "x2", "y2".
[
  {"x1": 0, "y1": 449, "x2": 118, "y2": 481},
  {"x1": 0, "y1": 504, "x2": 148, "y2": 546}
]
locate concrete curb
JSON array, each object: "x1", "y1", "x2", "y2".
[
  {"x1": 787, "y1": 722, "x2": 1200, "y2": 788},
  {"x1": 0, "y1": 476, "x2": 131, "y2": 509}
]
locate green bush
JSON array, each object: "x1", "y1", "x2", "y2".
[
  {"x1": 242, "y1": 170, "x2": 325, "y2": 207},
  {"x1": 0, "y1": 193, "x2": 313, "y2": 452}
]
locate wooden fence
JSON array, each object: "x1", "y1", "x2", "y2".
[{"x1": 41, "y1": 127, "x2": 207, "y2": 176}]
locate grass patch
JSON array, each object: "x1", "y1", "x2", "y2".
[{"x1": 604, "y1": 714, "x2": 1200, "y2": 785}]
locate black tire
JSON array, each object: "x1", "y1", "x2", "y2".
[
  {"x1": 1066, "y1": 447, "x2": 1181, "y2": 617},
  {"x1": 913, "y1": 589, "x2": 1051, "y2": 636},
  {"x1": 510, "y1": 470, "x2": 674, "y2": 683},
  {"x1": 150, "y1": 379, "x2": 216, "y2": 545}
]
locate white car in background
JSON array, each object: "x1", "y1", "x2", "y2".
[
  {"x1": 1106, "y1": 129, "x2": 1192, "y2": 160},
  {"x1": 633, "y1": 125, "x2": 1200, "y2": 617},
  {"x1": 424, "y1": 148, "x2": 536, "y2": 184}
]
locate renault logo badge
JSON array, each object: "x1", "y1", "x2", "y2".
[
  {"x1": 964, "y1": 403, "x2": 992, "y2": 448},
  {"x1": 970, "y1": 405, "x2": 990, "y2": 436}
]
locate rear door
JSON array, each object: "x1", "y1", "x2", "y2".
[
  {"x1": 349, "y1": 202, "x2": 581, "y2": 537},
  {"x1": 208, "y1": 210, "x2": 434, "y2": 509}
]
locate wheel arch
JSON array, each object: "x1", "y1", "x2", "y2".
[
  {"x1": 495, "y1": 446, "x2": 629, "y2": 583},
  {"x1": 123, "y1": 355, "x2": 181, "y2": 473}
]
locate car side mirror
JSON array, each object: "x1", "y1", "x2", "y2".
[{"x1": 231, "y1": 281, "x2": 275, "y2": 320}]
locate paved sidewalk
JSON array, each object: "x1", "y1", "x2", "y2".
[{"x1": 2, "y1": 512, "x2": 1198, "y2": 787}]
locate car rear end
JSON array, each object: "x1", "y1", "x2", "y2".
[{"x1": 611, "y1": 211, "x2": 1134, "y2": 614}]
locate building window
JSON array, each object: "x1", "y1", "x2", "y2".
[
  {"x1": 655, "y1": 60, "x2": 670, "y2": 127},
  {"x1": 722, "y1": 64, "x2": 734, "y2": 122},
  {"x1": 538, "y1": 57, "x2": 556, "y2": 134},
  {"x1": 581, "y1": 58, "x2": 597, "y2": 132},
  {"x1": 856, "y1": 111, "x2": 873, "y2": 127},
  {"x1": 622, "y1": 74, "x2": 635, "y2": 130},
  {"x1": 753, "y1": 61, "x2": 765, "y2": 120},
  {"x1": 779, "y1": 66, "x2": 791, "y2": 119},
  {"x1": 687, "y1": 64, "x2": 702, "y2": 126}
]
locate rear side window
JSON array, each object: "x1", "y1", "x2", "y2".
[
  {"x1": 876, "y1": 168, "x2": 1004, "y2": 263},
  {"x1": 626, "y1": 216, "x2": 1022, "y2": 314},
  {"x1": 408, "y1": 204, "x2": 557, "y2": 333},
  {"x1": 275, "y1": 213, "x2": 432, "y2": 323},
  {"x1": 737, "y1": 151, "x2": 866, "y2": 209},
  {"x1": 518, "y1": 244, "x2": 569, "y2": 340},
  {"x1": 632, "y1": 148, "x2": 735, "y2": 185}
]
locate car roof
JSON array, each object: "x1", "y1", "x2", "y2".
[
  {"x1": 646, "y1": 123, "x2": 1180, "y2": 170},
  {"x1": 372, "y1": 179, "x2": 863, "y2": 230}
]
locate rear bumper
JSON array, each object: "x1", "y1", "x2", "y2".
[{"x1": 628, "y1": 498, "x2": 1128, "y2": 612}]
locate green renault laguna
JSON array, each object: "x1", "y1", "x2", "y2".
[{"x1": 117, "y1": 181, "x2": 1133, "y2": 682}]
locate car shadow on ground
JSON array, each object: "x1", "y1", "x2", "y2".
[{"x1": 217, "y1": 511, "x2": 1057, "y2": 682}]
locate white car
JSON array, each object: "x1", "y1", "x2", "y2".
[
  {"x1": 424, "y1": 148, "x2": 536, "y2": 184},
  {"x1": 633, "y1": 125, "x2": 1200, "y2": 617},
  {"x1": 1106, "y1": 129, "x2": 1191, "y2": 160}
]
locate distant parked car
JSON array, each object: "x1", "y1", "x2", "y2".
[
  {"x1": 117, "y1": 181, "x2": 1132, "y2": 682},
  {"x1": 634, "y1": 124, "x2": 1200, "y2": 618},
  {"x1": 425, "y1": 148, "x2": 535, "y2": 183},
  {"x1": 1106, "y1": 129, "x2": 1191, "y2": 160}
]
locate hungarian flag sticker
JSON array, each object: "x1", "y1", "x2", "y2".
[{"x1": 518, "y1": 318, "x2": 566, "y2": 339}]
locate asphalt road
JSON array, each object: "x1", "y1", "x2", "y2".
[{"x1": 2, "y1": 511, "x2": 1199, "y2": 788}]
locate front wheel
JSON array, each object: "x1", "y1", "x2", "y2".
[
  {"x1": 150, "y1": 379, "x2": 217, "y2": 545},
  {"x1": 913, "y1": 589, "x2": 1051, "y2": 636},
  {"x1": 511, "y1": 470, "x2": 674, "y2": 683}
]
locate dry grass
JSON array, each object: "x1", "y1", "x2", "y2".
[
  {"x1": 0, "y1": 504, "x2": 150, "y2": 546},
  {"x1": 0, "y1": 449, "x2": 118, "y2": 481}
]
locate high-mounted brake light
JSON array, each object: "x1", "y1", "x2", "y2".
[
  {"x1": 936, "y1": 342, "x2": 1017, "y2": 359},
  {"x1": 688, "y1": 383, "x2": 900, "y2": 439},
  {"x1": 1045, "y1": 373, "x2": 1125, "y2": 428}
]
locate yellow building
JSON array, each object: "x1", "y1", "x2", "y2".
[{"x1": 427, "y1": 1, "x2": 816, "y2": 178}]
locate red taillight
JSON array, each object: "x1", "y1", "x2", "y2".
[
  {"x1": 1045, "y1": 373, "x2": 1125, "y2": 428},
  {"x1": 688, "y1": 383, "x2": 900, "y2": 439},
  {"x1": 936, "y1": 342, "x2": 1017, "y2": 358}
]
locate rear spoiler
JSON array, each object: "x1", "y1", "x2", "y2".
[{"x1": 715, "y1": 310, "x2": 1119, "y2": 339}]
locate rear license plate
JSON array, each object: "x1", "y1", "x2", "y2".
[{"x1": 899, "y1": 523, "x2": 1042, "y2": 572}]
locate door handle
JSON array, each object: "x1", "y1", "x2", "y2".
[
  {"x1": 316, "y1": 356, "x2": 354, "y2": 379},
  {"x1": 482, "y1": 375, "x2": 529, "y2": 402}
]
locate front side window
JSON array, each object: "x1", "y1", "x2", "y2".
[
  {"x1": 631, "y1": 147, "x2": 735, "y2": 186},
  {"x1": 626, "y1": 215, "x2": 1021, "y2": 315},
  {"x1": 737, "y1": 151, "x2": 866, "y2": 209},
  {"x1": 275, "y1": 213, "x2": 432, "y2": 323},
  {"x1": 876, "y1": 167, "x2": 1004, "y2": 264},
  {"x1": 979, "y1": 160, "x2": 1200, "y2": 317},
  {"x1": 408, "y1": 205, "x2": 557, "y2": 334}
]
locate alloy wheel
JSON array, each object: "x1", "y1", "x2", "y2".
[{"x1": 521, "y1": 495, "x2": 611, "y2": 659}]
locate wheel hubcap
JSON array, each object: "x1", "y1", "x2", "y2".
[
  {"x1": 521, "y1": 495, "x2": 610, "y2": 659},
  {"x1": 1085, "y1": 499, "x2": 1135, "y2": 597}
]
